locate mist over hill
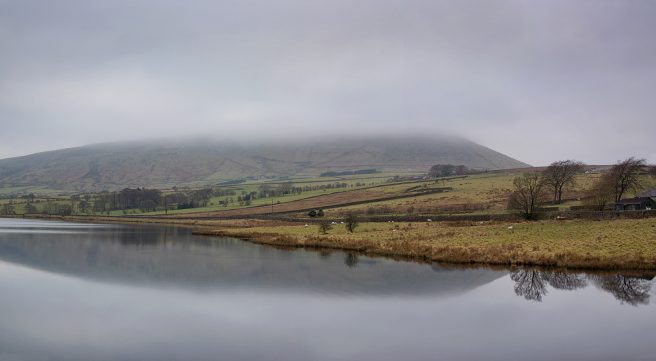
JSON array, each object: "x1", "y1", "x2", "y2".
[{"x1": 0, "y1": 136, "x2": 528, "y2": 192}]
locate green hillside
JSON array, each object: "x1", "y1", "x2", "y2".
[{"x1": 0, "y1": 136, "x2": 529, "y2": 192}]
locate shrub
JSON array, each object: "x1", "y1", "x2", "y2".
[
  {"x1": 344, "y1": 212, "x2": 359, "y2": 233},
  {"x1": 318, "y1": 221, "x2": 333, "y2": 234}
]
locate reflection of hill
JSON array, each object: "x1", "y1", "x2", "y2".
[{"x1": 0, "y1": 220, "x2": 505, "y2": 295}]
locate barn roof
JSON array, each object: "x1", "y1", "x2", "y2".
[
  {"x1": 615, "y1": 197, "x2": 650, "y2": 205},
  {"x1": 638, "y1": 188, "x2": 656, "y2": 198}
]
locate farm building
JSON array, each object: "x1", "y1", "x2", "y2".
[{"x1": 614, "y1": 197, "x2": 656, "y2": 211}]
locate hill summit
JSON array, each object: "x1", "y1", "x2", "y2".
[{"x1": 0, "y1": 136, "x2": 528, "y2": 192}]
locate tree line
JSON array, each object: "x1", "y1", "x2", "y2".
[
  {"x1": 13, "y1": 187, "x2": 234, "y2": 216},
  {"x1": 10, "y1": 180, "x2": 355, "y2": 216},
  {"x1": 428, "y1": 164, "x2": 472, "y2": 178},
  {"x1": 508, "y1": 157, "x2": 653, "y2": 219}
]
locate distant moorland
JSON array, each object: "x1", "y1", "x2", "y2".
[{"x1": 0, "y1": 135, "x2": 528, "y2": 193}]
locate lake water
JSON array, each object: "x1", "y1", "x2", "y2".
[{"x1": 0, "y1": 218, "x2": 654, "y2": 361}]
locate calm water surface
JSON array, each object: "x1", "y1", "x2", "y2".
[{"x1": 0, "y1": 218, "x2": 654, "y2": 361}]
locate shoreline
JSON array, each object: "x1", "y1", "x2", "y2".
[
  {"x1": 192, "y1": 218, "x2": 656, "y2": 271},
  {"x1": 2, "y1": 214, "x2": 297, "y2": 228},
  {"x1": 4, "y1": 215, "x2": 656, "y2": 271}
]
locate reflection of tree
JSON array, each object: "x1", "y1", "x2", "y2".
[
  {"x1": 589, "y1": 275, "x2": 652, "y2": 306},
  {"x1": 542, "y1": 271, "x2": 587, "y2": 291},
  {"x1": 511, "y1": 269, "x2": 547, "y2": 301},
  {"x1": 344, "y1": 253, "x2": 359, "y2": 268},
  {"x1": 511, "y1": 268, "x2": 653, "y2": 306},
  {"x1": 510, "y1": 269, "x2": 587, "y2": 302}
]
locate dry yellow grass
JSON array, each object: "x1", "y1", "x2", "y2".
[{"x1": 195, "y1": 218, "x2": 656, "y2": 270}]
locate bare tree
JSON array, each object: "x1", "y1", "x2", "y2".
[
  {"x1": 584, "y1": 176, "x2": 615, "y2": 211},
  {"x1": 344, "y1": 212, "x2": 359, "y2": 233},
  {"x1": 507, "y1": 173, "x2": 547, "y2": 220},
  {"x1": 1, "y1": 203, "x2": 15, "y2": 216},
  {"x1": 24, "y1": 202, "x2": 38, "y2": 214},
  {"x1": 605, "y1": 157, "x2": 647, "y2": 202},
  {"x1": 542, "y1": 160, "x2": 584, "y2": 203},
  {"x1": 318, "y1": 221, "x2": 333, "y2": 235},
  {"x1": 585, "y1": 157, "x2": 647, "y2": 208},
  {"x1": 429, "y1": 164, "x2": 458, "y2": 178}
]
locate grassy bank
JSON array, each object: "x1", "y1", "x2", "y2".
[
  {"x1": 11, "y1": 212, "x2": 656, "y2": 270},
  {"x1": 194, "y1": 218, "x2": 656, "y2": 270}
]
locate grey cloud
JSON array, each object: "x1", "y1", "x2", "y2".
[{"x1": 1, "y1": 0, "x2": 655, "y2": 164}]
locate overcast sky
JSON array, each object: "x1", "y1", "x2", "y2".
[{"x1": 1, "y1": 0, "x2": 655, "y2": 165}]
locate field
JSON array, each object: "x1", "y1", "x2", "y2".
[
  {"x1": 146, "y1": 173, "x2": 398, "y2": 216},
  {"x1": 1, "y1": 173, "x2": 397, "y2": 216},
  {"x1": 6, "y1": 168, "x2": 656, "y2": 270},
  {"x1": 3, "y1": 170, "x2": 655, "y2": 219},
  {"x1": 156, "y1": 171, "x2": 615, "y2": 218},
  {"x1": 194, "y1": 218, "x2": 656, "y2": 270}
]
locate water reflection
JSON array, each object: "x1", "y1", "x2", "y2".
[
  {"x1": 589, "y1": 274, "x2": 653, "y2": 306},
  {"x1": 0, "y1": 219, "x2": 654, "y2": 305},
  {"x1": 1, "y1": 219, "x2": 656, "y2": 361},
  {"x1": 511, "y1": 268, "x2": 653, "y2": 306},
  {"x1": 0, "y1": 219, "x2": 505, "y2": 296},
  {"x1": 344, "y1": 252, "x2": 359, "y2": 268}
]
